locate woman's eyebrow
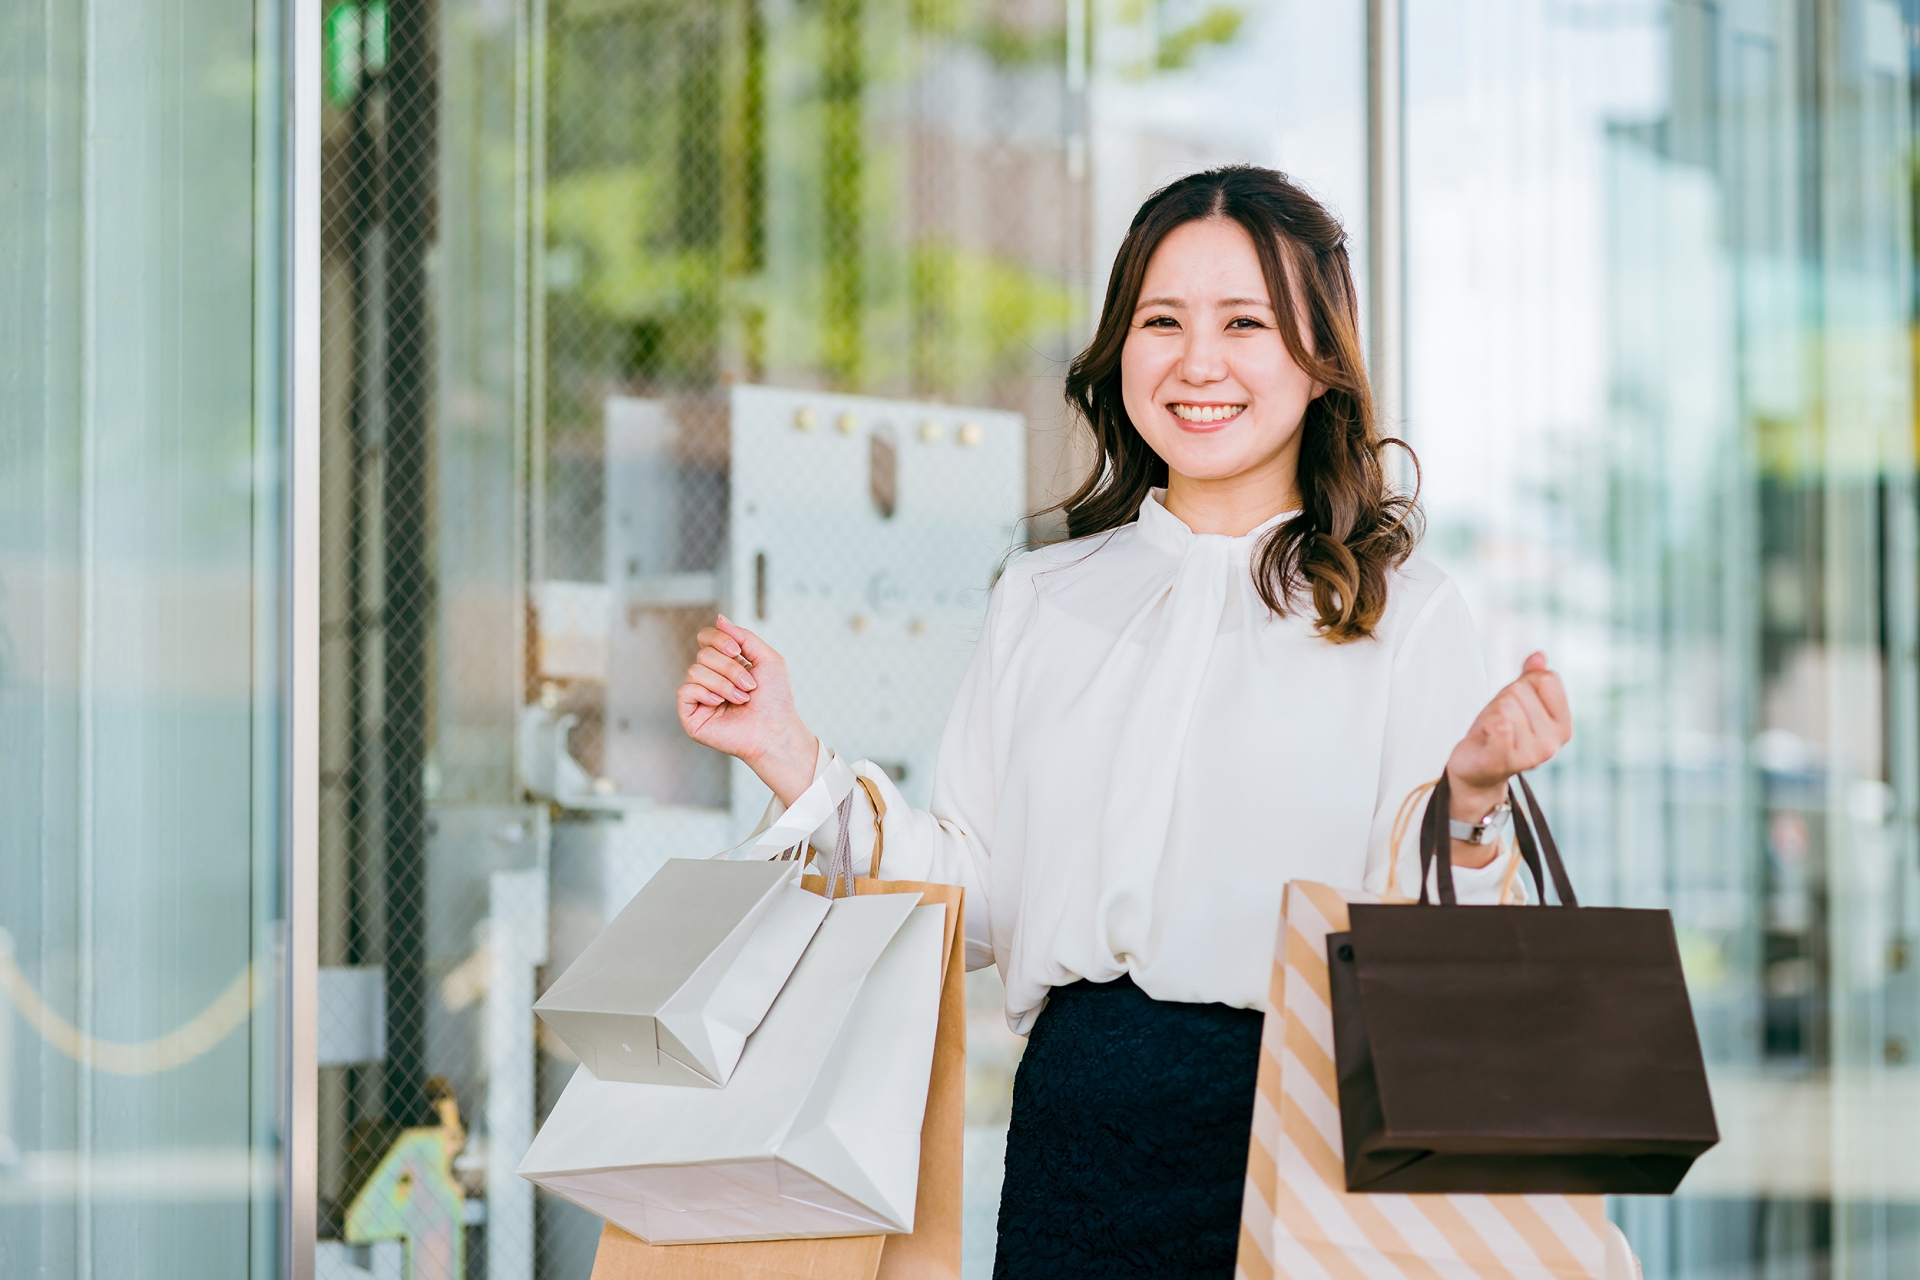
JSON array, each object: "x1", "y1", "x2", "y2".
[{"x1": 1134, "y1": 294, "x2": 1273, "y2": 310}]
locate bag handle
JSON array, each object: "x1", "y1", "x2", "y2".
[
  {"x1": 855, "y1": 775, "x2": 888, "y2": 878},
  {"x1": 1418, "y1": 772, "x2": 1578, "y2": 906},
  {"x1": 817, "y1": 772, "x2": 890, "y2": 899},
  {"x1": 1511, "y1": 774, "x2": 1577, "y2": 906},
  {"x1": 1384, "y1": 779, "x2": 1437, "y2": 901}
]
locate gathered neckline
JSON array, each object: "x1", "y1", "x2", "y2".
[{"x1": 1134, "y1": 489, "x2": 1301, "y2": 557}]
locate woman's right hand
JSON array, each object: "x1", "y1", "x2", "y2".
[{"x1": 678, "y1": 615, "x2": 818, "y2": 805}]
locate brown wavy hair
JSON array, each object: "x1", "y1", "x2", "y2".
[{"x1": 1058, "y1": 165, "x2": 1419, "y2": 642}]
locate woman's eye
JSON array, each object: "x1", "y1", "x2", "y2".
[
  {"x1": 1141, "y1": 315, "x2": 1178, "y2": 328},
  {"x1": 1228, "y1": 316, "x2": 1265, "y2": 329}
]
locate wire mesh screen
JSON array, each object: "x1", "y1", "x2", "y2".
[
  {"x1": 317, "y1": 0, "x2": 538, "y2": 1275},
  {"x1": 317, "y1": 0, "x2": 1087, "y2": 1275}
]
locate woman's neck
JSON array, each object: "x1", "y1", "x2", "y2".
[{"x1": 1162, "y1": 466, "x2": 1301, "y2": 537}]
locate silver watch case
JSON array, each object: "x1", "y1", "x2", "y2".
[{"x1": 1448, "y1": 802, "x2": 1513, "y2": 846}]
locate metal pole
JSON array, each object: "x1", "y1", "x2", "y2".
[
  {"x1": 383, "y1": 0, "x2": 439, "y2": 1127},
  {"x1": 1366, "y1": 0, "x2": 1405, "y2": 439},
  {"x1": 286, "y1": 0, "x2": 323, "y2": 1273}
]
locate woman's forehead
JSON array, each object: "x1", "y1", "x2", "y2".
[{"x1": 1138, "y1": 219, "x2": 1275, "y2": 304}]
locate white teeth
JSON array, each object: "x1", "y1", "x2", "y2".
[{"x1": 1169, "y1": 403, "x2": 1246, "y2": 423}]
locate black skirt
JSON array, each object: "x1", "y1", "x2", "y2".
[{"x1": 993, "y1": 974, "x2": 1264, "y2": 1279}]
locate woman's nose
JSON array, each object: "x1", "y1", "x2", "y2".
[{"x1": 1178, "y1": 332, "x2": 1227, "y2": 384}]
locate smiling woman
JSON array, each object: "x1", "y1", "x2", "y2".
[
  {"x1": 678, "y1": 164, "x2": 1574, "y2": 1278},
  {"x1": 1062, "y1": 166, "x2": 1416, "y2": 643}
]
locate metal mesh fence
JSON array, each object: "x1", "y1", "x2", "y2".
[{"x1": 315, "y1": 1, "x2": 1099, "y2": 1276}]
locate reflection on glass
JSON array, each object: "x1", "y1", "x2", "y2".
[
  {"x1": 313, "y1": 0, "x2": 1920, "y2": 1274},
  {"x1": 1410, "y1": 0, "x2": 1919, "y2": 1273},
  {"x1": 0, "y1": 0, "x2": 287, "y2": 1277}
]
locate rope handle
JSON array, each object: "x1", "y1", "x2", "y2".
[
  {"x1": 795, "y1": 771, "x2": 889, "y2": 896},
  {"x1": 854, "y1": 774, "x2": 888, "y2": 878},
  {"x1": 1383, "y1": 779, "x2": 1439, "y2": 901},
  {"x1": 1385, "y1": 777, "x2": 1527, "y2": 905}
]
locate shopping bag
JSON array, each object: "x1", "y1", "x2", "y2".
[
  {"x1": 1328, "y1": 774, "x2": 1718, "y2": 1194},
  {"x1": 586, "y1": 776, "x2": 967, "y2": 1280},
  {"x1": 522, "y1": 888, "x2": 943, "y2": 1241},
  {"x1": 533, "y1": 857, "x2": 830, "y2": 1086},
  {"x1": 1237, "y1": 875, "x2": 1635, "y2": 1280}
]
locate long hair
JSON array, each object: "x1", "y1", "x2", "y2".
[{"x1": 1059, "y1": 165, "x2": 1419, "y2": 642}]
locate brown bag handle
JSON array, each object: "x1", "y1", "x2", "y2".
[
  {"x1": 854, "y1": 774, "x2": 887, "y2": 879},
  {"x1": 1418, "y1": 772, "x2": 1578, "y2": 907},
  {"x1": 1511, "y1": 774, "x2": 1577, "y2": 906}
]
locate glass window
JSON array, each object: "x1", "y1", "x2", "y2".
[
  {"x1": 1407, "y1": 0, "x2": 1920, "y2": 1273},
  {"x1": 0, "y1": 0, "x2": 289, "y2": 1277},
  {"x1": 305, "y1": 0, "x2": 1920, "y2": 1276}
]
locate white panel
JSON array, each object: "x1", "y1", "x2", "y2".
[
  {"x1": 487, "y1": 867, "x2": 548, "y2": 1280},
  {"x1": 315, "y1": 968, "x2": 385, "y2": 1068},
  {"x1": 727, "y1": 385, "x2": 1025, "y2": 826}
]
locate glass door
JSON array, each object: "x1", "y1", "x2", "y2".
[{"x1": 0, "y1": 0, "x2": 292, "y2": 1276}]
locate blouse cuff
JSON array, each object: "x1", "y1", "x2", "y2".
[{"x1": 751, "y1": 741, "x2": 868, "y2": 869}]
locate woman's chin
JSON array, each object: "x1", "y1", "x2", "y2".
[{"x1": 1161, "y1": 453, "x2": 1275, "y2": 485}]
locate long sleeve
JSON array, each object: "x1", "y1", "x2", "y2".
[{"x1": 1363, "y1": 577, "x2": 1515, "y2": 905}]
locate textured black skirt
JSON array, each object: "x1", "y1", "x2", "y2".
[{"x1": 993, "y1": 974, "x2": 1264, "y2": 1279}]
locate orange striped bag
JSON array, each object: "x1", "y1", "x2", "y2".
[{"x1": 1235, "y1": 787, "x2": 1644, "y2": 1280}]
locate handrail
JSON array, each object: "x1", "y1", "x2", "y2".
[{"x1": 0, "y1": 936, "x2": 268, "y2": 1076}]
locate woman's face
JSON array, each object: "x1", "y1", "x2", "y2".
[{"x1": 1120, "y1": 217, "x2": 1320, "y2": 491}]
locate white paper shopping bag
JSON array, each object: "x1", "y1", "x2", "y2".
[
  {"x1": 534, "y1": 858, "x2": 830, "y2": 1087},
  {"x1": 519, "y1": 891, "x2": 947, "y2": 1245}
]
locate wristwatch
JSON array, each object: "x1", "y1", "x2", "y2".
[{"x1": 1449, "y1": 800, "x2": 1512, "y2": 846}]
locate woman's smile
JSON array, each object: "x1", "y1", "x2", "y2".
[{"x1": 1167, "y1": 401, "x2": 1247, "y2": 428}]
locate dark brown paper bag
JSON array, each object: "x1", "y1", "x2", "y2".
[
  {"x1": 1326, "y1": 773, "x2": 1718, "y2": 1195},
  {"x1": 591, "y1": 778, "x2": 965, "y2": 1280}
]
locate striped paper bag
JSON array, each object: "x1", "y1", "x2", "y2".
[{"x1": 1236, "y1": 879, "x2": 1639, "y2": 1280}]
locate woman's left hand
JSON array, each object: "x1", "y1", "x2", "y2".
[{"x1": 1445, "y1": 652, "x2": 1572, "y2": 861}]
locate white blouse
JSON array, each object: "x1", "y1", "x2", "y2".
[{"x1": 769, "y1": 491, "x2": 1507, "y2": 1033}]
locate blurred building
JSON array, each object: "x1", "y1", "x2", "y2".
[{"x1": 4, "y1": 1, "x2": 1920, "y2": 1278}]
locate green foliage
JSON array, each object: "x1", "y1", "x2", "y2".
[
  {"x1": 1157, "y1": 3, "x2": 1244, "y2": 70},
  {"x1": 975, "y1": 20, "x2": 1067, "y2": 68},
  {"x1": 543, "y1": 0, "x2": 1081, "y2": 414}
]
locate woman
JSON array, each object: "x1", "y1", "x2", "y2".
[{"x1": 677, "y1": 166, "x2": 1571, "y2": 1277}]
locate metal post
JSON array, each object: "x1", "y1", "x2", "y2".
[
  {"x1": 287, "y1": 0, "x2": 323, "y2": 1273},
  {"x1": 383, "y1": 0, "x2": 439, "y2": 1127},
  {"x1": 1366, "y1": 0, "x2": 1405, "y2": 438},
  {"x1": 486, "y1": 860, "x2": 549, "y2": 1280}
]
